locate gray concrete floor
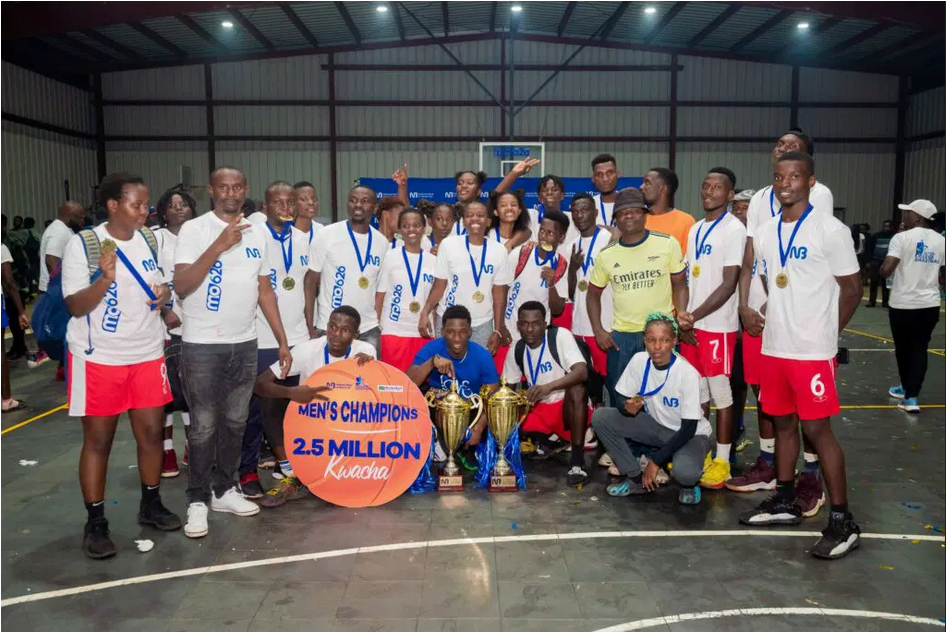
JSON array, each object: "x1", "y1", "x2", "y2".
[{"x1": 1, "y1": 302, "x2": 945, "y2": 632}]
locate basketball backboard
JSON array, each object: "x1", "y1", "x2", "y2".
[{"x1": 479, "y1": 142, "x2": 545, "y2": 177}]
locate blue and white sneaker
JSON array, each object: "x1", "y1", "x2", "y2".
[
  {"x1": 678, "y1": 486, "x2": 701, "y2": 505},
  {"x1": 606, "y1": 478, "x2": 648, "y2": 497},
  {"x1": 899, "y1": 397, "x2": 920, "y2": 413},
  {"x1": 888, "y1": 385, "x2": 905, "y2": 400}
]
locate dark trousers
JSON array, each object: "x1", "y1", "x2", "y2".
[
  {"x1": 238, "y1": 346, "x2": 284, "y2": 477},
  {"x1": 889, "y1": 307, "x2": 940, "y2": 399},
  {"x1": 4, "y1": 295, "x2": 27, "y2": 357},
  {"x1": 181, "y1": 340, "x2": 258, "y2": 504},
  {"x1": 605, "y1": 331, "x2": 644, "y2": 411},
  {"x1": 868, "y1": 261, "x2": 889, "y2": 306}
]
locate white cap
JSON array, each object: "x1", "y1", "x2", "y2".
[{"x1": 898, "y1": 199, "x2": 938, "y2": 220}]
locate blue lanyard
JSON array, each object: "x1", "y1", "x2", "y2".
[
  {"x1": 308, "y1": 225, "x2": 315, "y2": 246},
  {"x1": 402, "y1": 247, "x2": 423, "y2": 299},
  {"x1": 346, "y1": 221, "x2": 373, "y2": 275},
  {"x1": 579, "y1": 228, "x2": 601, "y2": 276},
  {"x1": 324, "y1": 344, "x2": 352, "y2": 366},
  {"x1": 533, "y1": 245, "x2": 558, "y2": 288},
  {"x1": 778, "y1": 205, "x2": 813, "y2": 268},
  {"x1": 639, "y1": 355, "x2": 676, "y2": 397},
  {"x1": 598, "y1": 196, "x2": 609, "y2": 226},
  {"x1": 427, "y1": 234, "x2": 437, "y2": 249},
  {"x1": 525, "y1": 337, "x2": 548, "y2": 386},
  {"x1": 694, "y1": 212, "x2": 726, "y2": 261},
  {"x1": 466, "y1": 236, "x2": 488, "y2": 289},
  {"x1": 536, "y1": 203, "x2": 546, "y2": 225},
  {"x1": 454, "y1": 222, "x2": 467, "y2": 236},
  {"x1": 115, "y1": 246, "x2": 158, "y2": 304},
  {"x1": 768, "y1": 188, "x2": 780, "y2": 218},
  {"x1": 266, "y1": 221, "x2": 293, "y2": 277}
]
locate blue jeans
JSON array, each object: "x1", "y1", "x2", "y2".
[
  {"x1": 239, "y1": 346, "x2": 285, "y2": 477},
  {"x1": 605, "y1": 330, "x2": 644, "y2": 412},
  {"x1": 181, "y1": 340, "x2": 258, "y2": 504}
]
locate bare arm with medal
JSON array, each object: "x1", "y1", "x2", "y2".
[
  {"x1": 541, "y1": 266, "x2": 566, "y2": 317},
  {"x1": 257, "y1": 276, "x2": 293, "y2": 379}
]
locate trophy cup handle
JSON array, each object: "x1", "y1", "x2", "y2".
[
  {"x1": 425, "y1": 390, "x2": 437, "y2": 407},
  {"x1": 468, "y1": 394, "x2": 484, "y2": 430}
]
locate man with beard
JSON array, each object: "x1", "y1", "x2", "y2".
[{"x1": 641, "y1": 168, "x2": 693, "y2": 254}]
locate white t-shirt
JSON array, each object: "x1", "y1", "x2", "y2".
[
  {"x1": 174, "y1": 211, "x2": 270, "y2": 344},
  {"x1": 504, "y1": 246, "x2": 568, "y2": 344},
  {"x1": 486, "y1": 227, "x2": 511, "y2": 247},
  {"x1": 685, "y1": 212, "x2": 747, "y2": 332},
  {"x1": 434, "y1": 234, "x2": 514, "y2": 328},
  {"x1": 501, "y1": 326, "x2": 586, "y2": 404},
  {"x1": 754, "y1": 210, "x2": 860, "y2": 360},
  {"x1": 746, "y1": 182, "x2": 833, "y2": 239},
  {"x1": 887, "y1": 227, "x2": 946, "y2": 310},
  {"x1": 299, "y1": 222, "x2": 325, "y2": 251},
  {"x1": 273, "y1": 336, "x2": 377, "y2": 381},
  {"x1": 309, "y1": 221, "x2": 388, "y2": 332},
  {"x1": 592, "y1": 194, "x2": 615, "y2": 227},
  {"x1": 528, "y1": 206, "x2": 579, "y2": 246},
  {"x1": 615, "y1": 352, "x2": 711, "y2": 436},
  {"x1": 452, "y1": 221, "x2": 468, "y2": 237},
  {"x1": 154, "y1": 228, "x2": 183, "y2": 339},
  {"x1": 62, "y1": 225, "x2": 166, "y2": 365},
  {"x1": 39, "y1": 219, "x2": 75, "y2": 292},
  {"x1": 378, "y1": 247, "x2": 437, "y2": 337},
  {"x1": 255, "y1": 223, "x2": 311, "y2": 349},
  {"x1": 566, "y1": 229, "x2": 614, "y2": 337},
  {"x1": 247, "y1": 212, "x2": 268, "y2": 226},
  {"x1": 747, "y1": 250, "x2": 768, "y2": 313}
]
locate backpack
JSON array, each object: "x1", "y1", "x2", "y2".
[
  {"x1": 513, "y1": 325, "x2": 605, "y2": 405},
  {"x1": 30, "y1": 227, "x2": 159, "y2": 361},
  {"x1": 513, "y1": 244, "x2": 567, "y2": 282}
]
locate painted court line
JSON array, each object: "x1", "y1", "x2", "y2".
[
  {"x1": 2, "y1": 530, "x2": 943, "y2": 607},
  {"x1": 845, "y1": 327, "x2": 946, "y2": 357},
  {"x1": 0, "y1": 403, "x2": 67, "y2": 436},
  {"x1": 594, "y1": 608, "x2": 945, "y2": 631}
]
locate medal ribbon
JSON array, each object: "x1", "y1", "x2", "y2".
[
  {"x1": 598, "y1": 196, "x2": 609, "y2": 226},
  {"x1": 694, "y1": 212, "x2": 726, "y2": 262},
  {"x1": 777, "y1": 204, "x2": 813, "y2": 269},
  {"x1": 346, "y1": 221, "x2": 373, "y2": 275},
  {"x1": 579, "y1": 227, "x2": 600, "y2": 277},
  {"x1": 769, "y1": 188, "x2": 780, "y2": 218},
  {"x1": 402, "y1": 247, "x2": 423, "y2": 300},
  {"x1": 324, "y1": 344, "x2": 352, "y2": 366},
  {"x1": 525, "y1": 337, "x2": 548, "y2": 386},
  {"x1": 466, "y1": 236, "x2": 488, "y2": 290},
  {"x1": 266, "y1": 221, "x2": 293, "y2": 277},
  {"x1": 639, "y1": 355, "x2": 677, "y2": 397},
  {"x1": 536, "y1": 203, "x2": 546, "y2": 225}
]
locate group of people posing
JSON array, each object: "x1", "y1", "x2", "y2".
[{"x1": 44, "y1": 125, "x2": 944, "y2": 565}]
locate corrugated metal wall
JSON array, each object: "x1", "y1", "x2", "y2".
[
  {"x1": 1, "y1": 61, "x2": 95, "y2": 133},
  {"x1": 105, "y1": 141, "x2": 210, "y2": 209},
  {"x1": 905, "y1": 86, "x2": 946, "y2": 208}
]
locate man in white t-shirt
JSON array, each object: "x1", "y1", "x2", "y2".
[
  {"x1": 881, "y1": 199, "x2": 946, "y2": 413},
  {"x1": 739, "y1": 152, "x2": 863, "y2": 561},
  {"x1": 677, "y1": 167, "x2": 746, "y2": 490},
  {"x1": 238, "y1": 181, "x2": 314, "y2": 499},
  {"x1": 502, "y1": 302, "x2": 590, "y2": 486},
  {"x1": 39, "y1": 200, "x2": 85, "y2": 293},
  {"x1": 305, "y1": 185, "x2": 388, "y2": 352},
  {"x1": 590, "y1": 153, "x2": 619, "y2": 227},
  {"x1": 173, "y1": 167, "x2": 292, "y2": 539},
  {"x1": 528, "y1": 175, "x2": 579, "y2": 246}
]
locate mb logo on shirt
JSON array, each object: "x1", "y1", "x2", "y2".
[
  {"x1": 697, "y1": 245, "x2": 712, "y2": 256},
  {"x1": 663, "y1": 396, "x2": 679, "y2": 407},
  {"x1": 787, "y1": 246, "x2": 808, "y2": 260},
  {"x1": 246, "y1": 247, "x2": 262, "y2": 259}
]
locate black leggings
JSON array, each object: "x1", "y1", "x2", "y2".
[{"x1": 889, "y1": 306, "x2": 940, "y2": 399}]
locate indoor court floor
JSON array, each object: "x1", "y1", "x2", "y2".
[{"x1": 1, "y1": 303, "x2": 944, "y2": 632}]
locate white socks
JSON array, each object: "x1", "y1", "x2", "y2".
[
  {"x1": 181, "y1": 412, "x2": 190, "y2": 426},
  {"x1": 760, "y1": 438, "x2": 776, "y2": 454},
  {"x1": 716, "y1": 442, "x2": 732, "y2": 463},
  {"x1": 163, "y1": 439, "x2": 173, "y2": 451}
]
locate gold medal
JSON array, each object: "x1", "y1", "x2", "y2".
[
  {"x1": 472, "y1": 290, "x2": 484, "y2": 303},
  {"x1": 409, "y1": 301, "x2": 421, "y2": 314},
  {"x1": 775, "y1": 272, "x2": 789, "y2": 289},
  {"x1": 101, "y1": 239, "x2": 117, "y2": 253},
  {"x1": 692, "y1": 264, "x2": 701, "y2": 278},
  {"x1": 358, "y1": 276, "x2": 370, "y2": 289},
  {"x1": 577, "y1": 280, "x2": 589, "y2": 292},
  {"x1": 538, "y1": 241, "x2": 553, "y2": 252},
  {"x1": 282, "y1": 277, "x2": 295, "y2": 291}
]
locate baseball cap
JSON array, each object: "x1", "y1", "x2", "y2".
[
  {"x1": 613, "y1": 188, "x2": 647, "y2": 214},
  {"x1": 733, "y1": 189, "x2": 756, "y2": 202},
  {"x1": 898, "y1": 199, "x2": 937, "y2": 220}
]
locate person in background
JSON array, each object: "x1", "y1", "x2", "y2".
[
  {"x1": 417, "y1": 200, "x2": 457, "y2": 255},
  {"x1": 22, "y1": 217, "x2": 41, "y2": 296},
  {"x1": 529, "y1": 175, "x2": 578, "y2": 244},
  {"x1": 866, "y1": 220, "x2": 896, "y2": 308},
  {"x1": 729, "y1": 189, "x2": 755, "y2": 225},
  {"x1": 376, "y1": 196, "x2": 407, "y2": 248},
  {"x1": 293, "y1": 181, "x2": 324, "y2": 249},
  {"x1": 2, "y1": 240, "x2": 29, "y2": 411},
  {"x1": 641, "y1": 168, "x2": 694, "y2": 253},
  {"x1": 486, "y1": 189, "x2": 533, "y2": 252},
  {"x1": 882, "y1": 199, "x2": 945, "y2": 413},
  {"x1": 727, "y1": 188, "x2": 756, "y2": 456}
]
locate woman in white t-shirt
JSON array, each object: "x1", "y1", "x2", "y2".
[
  {"x1": 376, "y1": 208, "x2": 437, "y2": 372},
  {"x1": 881, "y1": 199, "x2": 946, "y2": 413},
  {"x1": 62, "y1": 173, "x2": 181, "y2": 560},
  {"x1": 591, "y1": 312, "x2": 711, "y2": 505},
  {"x1": 416, "y1": 200, "x2": 457, "y2": 255},
  {"x1": 486, "y1": 189, "x2": 532, "y2": 252}
]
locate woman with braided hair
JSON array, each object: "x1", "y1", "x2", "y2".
[{"x1": 591, "y1": 311, "x2": 711, "y2": 505}]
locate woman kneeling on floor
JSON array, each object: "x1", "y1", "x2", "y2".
[{"x1": 591, "y1": 311, "x2": 710, "y2": 505}]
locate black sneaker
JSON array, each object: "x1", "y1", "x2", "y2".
[
  {"x1": 566, "y1": 466, "x2": 589, "y2": 487},
  {"x1": 138, "y1": 497, "x2": 183, "y2": 531},
  {"x1": 532, "y1": 436, "x2": 569, "y2": 461},
  {"x1": 240, "y1": 473, "x2": 266, "y2": 499},
  {"x1": 811, "y1": 511, "x2": 861, "y2": 560},
  {"x1": 738, "y1": 495, "x2": 803, "y2": 526},
  {"x1": 82, "y1": 517, "x2": 117, "y2": 560}
]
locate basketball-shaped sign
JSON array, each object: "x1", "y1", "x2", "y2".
[{"x1": 284, "y1": 358, "x2": 432, "y2": 508}]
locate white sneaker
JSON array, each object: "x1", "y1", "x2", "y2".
[
  {"x1": 184, "y1": 502, "x2": 209, "y2": 538},
  {"x1": 433, "y1": 441, "x2": 447, "y2": 463},
  {"x1": 598, "y1": 452, "x2": 614, "y2": 467},
  {"x1": 583, "y1": 428, "x2": 599, "y2": 450},
  {"x1": 211, "y1": 487, "x2": 261, "y2": 516},
  {"x1": 655, "y1": 467, "x2": 670, "y2": 486}
]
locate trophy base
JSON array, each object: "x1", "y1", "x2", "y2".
[
  {"x1": 489, "y1": 474, "x2": 519, "y2": 492},
  {"x1": 437, "y1": 474, "x2": 464, "y2": 492}
]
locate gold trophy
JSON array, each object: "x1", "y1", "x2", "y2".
[
  {"x1": 425, "y1": 381, "x2": 483, "y2": 492},
  {"x1": 485, "y1": 378, "x2": 530, "y2": 492}
]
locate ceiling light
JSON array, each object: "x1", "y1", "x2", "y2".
[
  {"x1": 376, "y1": 5, "x2": 388, "y2": 12},
  {"x1": 511, "y1": 5, "x2": 523, "y2": 13},
  {"x1": 645, "y1": 7, "x2": 657, "y2": 14},
  {"x1": 221, "y1": 20, "x2": 234, "y2": 28},
  {"x1": 797, "y1": 22, "x2": 810, "y2": 29}
]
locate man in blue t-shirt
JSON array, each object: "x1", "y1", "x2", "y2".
[{"x1": 408, "y1": 305, "x2": 499, "y2": 447}]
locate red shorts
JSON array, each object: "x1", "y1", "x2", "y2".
[
  {"x1": 679, "y1": 329, "x2": 737, "y2": 377},
  {"x1": 67, "y1": 352, "x2": 172, "y2": 417},
  {"x1": 580, "y1": 335, "x2": 608, "y2": 376},
  {"x1": 759, "y1": 355, "x2": 840, "y2": 420},
  {"x1": 380, "y1": 335, "x2": 429, "y2": 373},
  {"x1": 521, "y1": 399, "x2": 592, "y2": 441},
  {"x1": 551, "y1": 303, "x2": 574, "y2": 331},
  {"x1": 742, "y1": 331, "x2": 763, "y2": 386}
]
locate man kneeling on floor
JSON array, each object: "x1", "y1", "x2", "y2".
[
  {"x1": 502, "y1": 301, "x2": 591, "y2": 486},
  {"x1": 591, "y1": 312, "x2": 710, "y2": 504}
]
